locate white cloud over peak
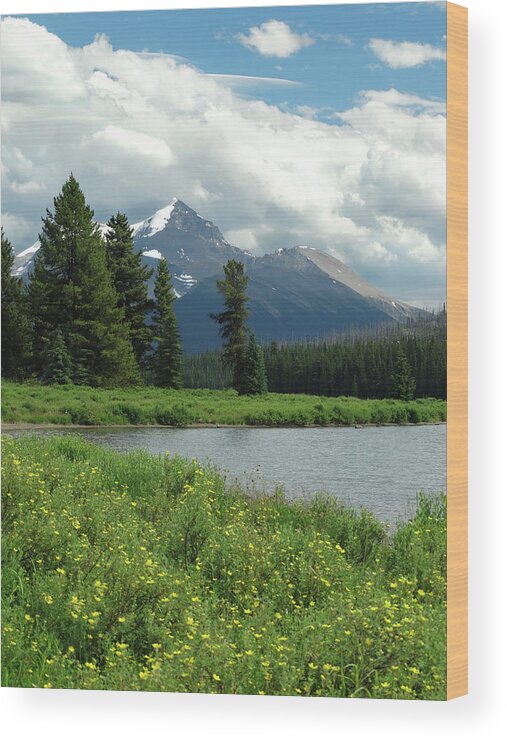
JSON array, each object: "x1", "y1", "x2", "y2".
[
  {"x1": 238, "y1": 20, "x2": 314, "y2": 58},
  {"x1": 91, "y1": 126, "x2": 176, "y2": 168},
  {"x1": 368, "y1": 39, "x2": 446, "y2": 69},
  {"x1": 1, "y1": 18, "x2": 446, "y2": 303}
]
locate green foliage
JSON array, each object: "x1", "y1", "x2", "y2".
[
  {"x1": 211, "y1": 260, "x2": 249, "y2": 393},
  {"x1": 27, "y1": 175, "x2": 140, "y2": 387},
  {"x1": 184, "y1": 311, "x2": 447, "y2": 400},
  {"x1": 105, "y1": 212, "x2": 153, "y2": 366},
  {"x1": 2, "y1": 435, "x2": 446, "y2": 698},
  {"x1": 391, "y1": 345, "x2": 417, "y2": 401},
  {"x1": 1, "y1": 382, "x2": 447, "y2": 427},
  {"x1": 40, "y1": 329, "x2": 73, "y2": 385},
  {"x1": 242, "y1": 333, "x2": 268, "y2": 395},
  {"x1": 1, "y1": 229, "x2": 31, "y2": 378},
  {"x1": 150, "y1": 259, "x2": 183, "y2": 388}
]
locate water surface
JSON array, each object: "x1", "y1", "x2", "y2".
[{"x1": 8, "y1": 425, "x2": 445, "y2": 525}]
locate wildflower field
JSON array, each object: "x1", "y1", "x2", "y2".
[
  {"x1": 1, "y1": 435, "x2": 446, "y2": 698},
  {"x1": 2, "y1": 381, "x2": 447, "y2": 428}
]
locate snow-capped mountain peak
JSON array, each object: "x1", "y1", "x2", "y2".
[
  {"x1": 96, "y1": 222, "x2": 111, "y2": 238},
  {"x1": 132, "y1": 198, "x2": 178, "y2": 239},
  {"x1": 12, "y1": 240, "x2": 40, "y2": 276}
]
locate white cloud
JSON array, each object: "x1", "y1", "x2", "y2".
[
  {"x1": 1, "y1": 212, "x2": 32, "y2": 243},
  {"x1": 368, "y1": 39, "x2": 446, "y2": 69},
  {"x1": 91, "y1": 126, "x2": 175, "y2": 168},
  {"x1": 1, "y1": 17, "x2": 446, "y2": 303},
  {"x1": 10, "y1": 180, "x2": 45, "y2": 194},
  {"x1": 360, "y1": 88, "x2": 446, "y2": 114},
  {"x1": 206, "y1": 73, "x2": 301, "y2": 89},
  {"x1": 238, "y1": 20, "x2": 314, "y2": 58}
]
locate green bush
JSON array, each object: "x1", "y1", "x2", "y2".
[
  {"x1": 1, "y1": 382, "x2": 446, "y2": 428},
  {"x1": 154, "y1": 403, "x2": 192, "y2": 426}
]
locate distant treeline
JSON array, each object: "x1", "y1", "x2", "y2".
[{"x1": 184, "y1": 311, "x2": 447, "y2": 400}]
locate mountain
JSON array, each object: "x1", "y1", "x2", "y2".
[
  {"x1": 12, "y1": 199, "x2": 423, "y2": 353},
  {"x1": 175, "y1": 246, "x2": 420, "y2": 353},
  {"x1": 131, "y1": 199, "x2": 253, "y2": 297}
]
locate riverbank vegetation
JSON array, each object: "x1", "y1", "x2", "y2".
[
  {"x1": 1, "y1": 382, "x2": 446, "y2": 427},
  {"x1": 185, "y1": 310, "x2": 447, "y2": 400},
  {"x1": 2, "y1": 435, "x2": 446, "y2": 698}
]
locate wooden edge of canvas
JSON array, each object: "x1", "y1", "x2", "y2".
[{"x1": 446, "y1": 1, "x2": 468, "y2": 701}]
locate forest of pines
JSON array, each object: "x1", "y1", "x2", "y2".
[{"x1": 1, "y1": 175, "x2": 445, "y2": 399}]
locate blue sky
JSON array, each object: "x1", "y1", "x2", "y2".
[
  {"x1": 2, "y1": 3, "x2": 447, "y2": 305},
  {"x1": 24, "y1": 3, "x2": 446, "y2": 117}
]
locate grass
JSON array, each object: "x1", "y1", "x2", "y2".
[
  {"x1": 1, "y1": 381, "x2": 447, "y2": 427},
  {"x1": 2, "y1": 434, "x2": 447, "y2": 698}
]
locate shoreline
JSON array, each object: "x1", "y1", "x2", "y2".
[{"x1": 2, "y1": 420, "x2": 447, "y2": 431}]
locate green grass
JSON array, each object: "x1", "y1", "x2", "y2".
[
  {"x1": 2, "y1": 435, "x2": 447, "y2": 698},
  {"x1": 1, "y1": 381, "x2": 447, "y2": 427}
]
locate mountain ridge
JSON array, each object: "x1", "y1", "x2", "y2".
[{"x1": 11, "y1": 198, "x2": 423, "y2": 352}]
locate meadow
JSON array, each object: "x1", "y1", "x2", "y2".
[
  {"x1": 2, "y1": 435, "x2": 447, "y2": 698},
  {"x1": 2, "y1": 382, "x2": 447, "y2": 427}
]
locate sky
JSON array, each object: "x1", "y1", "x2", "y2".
[{"x1": 1, "y1": 2, "x2": 447, "y2": 305}]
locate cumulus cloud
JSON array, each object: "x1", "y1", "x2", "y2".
[
  {"x1": 1, "y1": 17, "x2": 446, "y2": 303},
  {"x1": 238, "y1": 20, "x2": 314, "y2": 58},
  {"x1": 91, "y1": 126, "x2": 175, "y2": 168},
  {"x1": 368, "y1": 39, "x2": 446, "y2": 69}
]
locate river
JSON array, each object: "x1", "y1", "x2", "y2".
[{"x1": 8, "y1": 424, "x2": 446, "y2": 525}]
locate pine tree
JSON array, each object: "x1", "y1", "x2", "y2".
[
  {"x1": 105, "y1": 212, "x2": 153, "y2": 367},
  {"x1": 40, "y1": 329, "x2": 73, "y2": 385},
  {"x1": 1, "y1": 228, "x2": 30, "y2": 378},
  {"x1": 242, "y1": 333, "x2": 268, "y2": 395},
  {"x1": 150, "y1": 258, "x2": 182, "y2": 388},
  {"x1": 211, "y1": 260, "x2": 249, "y2": 393},
  {"x1": 28, "y1": 174, "x2": 140, "y2": 386},
  {"x1": 391, "y1": 345, "x2": 416, "y2": 400}
]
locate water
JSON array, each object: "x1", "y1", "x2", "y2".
[{"x1": 8, "y1": 425, "x2": 446, "y2": 525}]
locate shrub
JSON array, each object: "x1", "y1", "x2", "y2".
[{"x1": 155, "y1": 403, "x2": 192, "y2": 426}]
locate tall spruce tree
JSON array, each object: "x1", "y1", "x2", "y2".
[
  {"x1": 391, "y1": 345, "x2": 416, "y2": 400},
  {"x1": 150, "y1": 258, "x2": 182, "y2": 388},
  {"x1": 211, "y1": 260, "x2": 249, "y2": 393},
  {"x1": 242, "y1": 333, "x2": 268, "y2": 395},
  {"x1": 1, "y1": 228, "x2": 30, "y2": 378},
  {"x1": 40, "y1": 329, "x2": 73, "y2": 385},
  {"x1": 28, "y1": 174, "x2": 140, "y2": 386},
  {"x1": 104, "y1": 212, "x2": 153, "y2": 367}
]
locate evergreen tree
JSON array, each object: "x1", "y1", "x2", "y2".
[
  {"x1": 183, "y1": 310, "x2": 446, "y2": 399},
  {"x1": 242, "y1": 333, "x2": 268, "y2": 395},
  {"x1": 40, "y1": 329, "x2": 73, "y2": 385},
  {"x1": 28, "y1": 174, "x2": 140, "y2": 386},
  {"x1": 1, "y1": 228, "x2": 30, "y2": 378},
  {"x1": 150, "y1": 258, "x2": 182, "y2": 388},
  {"x1": 391, "y1": 345, "x2": 416, "y2": 400},
  {"x1": 105, "y1": 212, "x2": 153, "y2": 367},
  {"x1": 211, "y1": 260, "x2": 249, "y2": 393}
]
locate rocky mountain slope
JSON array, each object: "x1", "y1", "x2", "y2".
[{"x1": 12, "y1": 199, "x2": 422, "y2": 353}]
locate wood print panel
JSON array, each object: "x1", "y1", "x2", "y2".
[{"x1": 446, "y1": 1, "x2": 468, "y2": 701}]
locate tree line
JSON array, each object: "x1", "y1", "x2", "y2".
[
  {"x1": 184, "y1": 311, "x2": 447, "y2": 400},
  {"x1": 2, "y1": 174, "x2": 444, "y2": 400},
  {"x1": 1, "y1": 175, "x2": 266, "y2": 393}
]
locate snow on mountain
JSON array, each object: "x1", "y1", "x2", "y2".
[
  {"x1": 12, "y1": 240, "x2": 40, "y2": 276},
  {"x1": 132, "y1": 199, "x2": 177, "y2": 239},
  {"x1": 143, "y1": 249, "x2": 163, "y2": 260},
  {"x1": 10, "y1": 198, "x2": 423, "y2": 351},
  {"x1": 174, "y1": 273, "x2": 197, "y2": 288},
  {"x1": 96, "y1": 222, "x2": 111, "y2": 238}
]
